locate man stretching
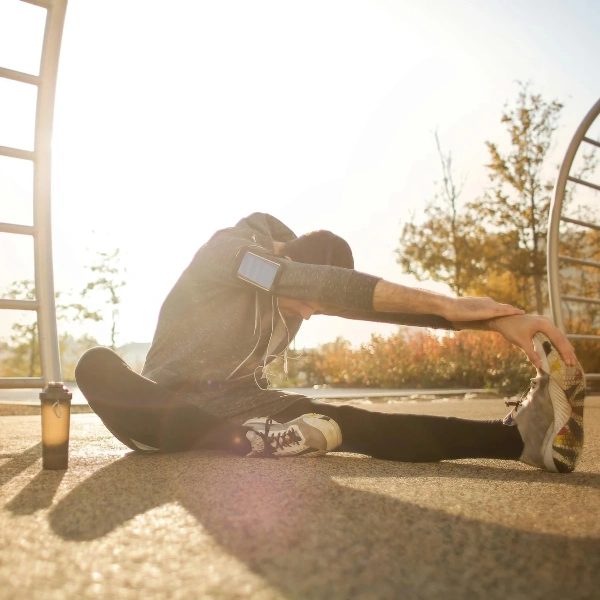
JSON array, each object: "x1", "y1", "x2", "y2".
[{"x1": 76, "y1": 213, "x2": 585, "y2": 472}]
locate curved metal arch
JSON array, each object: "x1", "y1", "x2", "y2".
[{"x1": 547, "y1": 97, "x2": 600, "y2": 381}]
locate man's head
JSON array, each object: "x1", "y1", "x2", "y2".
[
  {"x1": 275, "y1": 230, "x2": 354, "y2": 320},
  {"x1": 280, "y1": 230, "x2": 354, "y2": 269}
]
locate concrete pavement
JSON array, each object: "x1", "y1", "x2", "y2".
[{"x1": 1, "y1": 397, "x2": 599, "y2": 599}]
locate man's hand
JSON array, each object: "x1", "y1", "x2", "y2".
[
  {"x1": 453, "y1": 313, "x2": 578, "y2": 370},
  {"x1": 439, "y1": 296, "x2": 525, "y2": 322},
  {"x1": 486, "y1": 314, "x2": 578, "y2": 370}
]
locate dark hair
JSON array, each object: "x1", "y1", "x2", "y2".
[{"x1": 281, "y1": 230, "x2": 354, "y2": 269}]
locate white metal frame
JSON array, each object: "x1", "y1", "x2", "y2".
[
  {"x1": 548, "y1": 97, "x2": 600, "y2": 382},
  {"x1": 0, "y1": 0, "x2": 67, "y2": 389}
]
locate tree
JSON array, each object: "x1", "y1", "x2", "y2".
[
  {"x1": 59, "y1": 333, "x2": 99, "y2": 380},
  {"x1": 55, "y1": 290, "x2": 102, "y2": 325},
  {"x1": 463, "y1": 83, "x2": 565, "y2": 313},
  {"x1": 461, "y1": 229, "x2": 535, "y2": 309},
  {"x1": 1, "y1": 280, "x2": 39, "y2": 377},
  {"x1": 81, "y1": 249, "x2": 126, "y2": 350},
  {"x1": 0, "y1": 280, "x2": 101, "y2": 378},
  {"x1": 465, "y1": 84, "x2": 596, "y2": 315},
  {"x1": 398, "y1": 84, "x2": 597, "y2": 314},
  {"x1": 396, "y1": 132, "x2": 485, "y2": 296}
]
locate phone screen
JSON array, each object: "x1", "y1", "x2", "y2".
[{"x1": 237, "y1": 252, "x2": 281, "y2": 291}]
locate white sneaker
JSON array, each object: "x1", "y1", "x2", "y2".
[
  {"x1": 503, "y1": 332, "x2": 585, "y2": 472},
  {"x1": 242, "y1": 416, "x2": 278, "y2": 429},
  {"x1": 244, "y1": 413, "x2": 342, "y2": 458}
]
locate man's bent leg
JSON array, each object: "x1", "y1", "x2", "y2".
[
  {"x1": 75, "y1": 347, "x2": 251, "y2": 455},
  {"x1": 271, "y1": 398, "x2": 524, "y2": 462}
]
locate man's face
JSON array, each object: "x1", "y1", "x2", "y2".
[
  {"x1": 273, "y1": 247, "x2": 327, "y2": 320},
  {"x1": 277, "y1": 297, "x2": 325, "y2": 320}
]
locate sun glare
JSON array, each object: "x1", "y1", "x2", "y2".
[{"x1": 1, "y1": 0, "x2": 599, "y2": 349}]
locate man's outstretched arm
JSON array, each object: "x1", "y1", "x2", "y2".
[
  {"x1": 371, "y1": 280, "x2": 576, "y2": 369},
  {"x1": 372, "y1": 279, "x2": 525, "y2": 322}
]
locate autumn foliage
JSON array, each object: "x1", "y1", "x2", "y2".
[{"x1": 268, "y1": 322, "x2": 600, "y2": 394}]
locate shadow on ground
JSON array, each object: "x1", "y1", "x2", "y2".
[{"x1": 13, "y1": 449, "x2": 595, "y2": 599}]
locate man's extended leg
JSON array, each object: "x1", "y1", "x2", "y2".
[
  {"x1": 264, "y1": 332, "x2": 585, "y2": 471},
  {"x1": 270, "y1": 398, "x2": 525, "y2": 462}
]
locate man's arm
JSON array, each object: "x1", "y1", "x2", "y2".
[
  {"x1": 371, "y1": 280, "x2": 577, "y2": 369},
  {"x1": 451, "y1": 314, "x2": 578, "y2": 370},
  {"x1": 372, "y1": 280, "x2": 525, "y2": 322}
]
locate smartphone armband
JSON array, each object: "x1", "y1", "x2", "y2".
[{"x1": 236, "y1": 251, "x2": 282, "y2": 291}]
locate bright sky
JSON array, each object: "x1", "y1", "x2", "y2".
[{"x1": 1, "y1": 0, "x2": 599, "y2": 350}]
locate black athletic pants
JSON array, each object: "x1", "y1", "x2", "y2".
[{"x1": 75, "y1": 347, "x2": 524, "y2": 462}]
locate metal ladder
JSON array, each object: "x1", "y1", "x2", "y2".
[
  {"x1": 548, "y1": 97, "x2": 600, "y2": 384},
  {"x1": 0, "y1": 0, "x2": 72, "y2": 468}
]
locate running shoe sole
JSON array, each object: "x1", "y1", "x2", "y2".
[{"x1": 534, "y1": 332, "x2": 585, "y2": 473}]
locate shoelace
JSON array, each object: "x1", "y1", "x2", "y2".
[
  {"x1": 505, "y1": 377, "x2": 540, "y2": 412},
  {"x1": 505, "y1": 399, "x2": 523, "y2": 410},
  {"x1": 258, "y1": 418, "x2": 303, "y2": 455}
]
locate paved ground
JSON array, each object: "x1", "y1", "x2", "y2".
[
  {"x1": 1, "y1": 397, "x2": 599, "y2": 600},
  {"x1": 0, "y1": 385, "x2": 499, "y2": 407}
]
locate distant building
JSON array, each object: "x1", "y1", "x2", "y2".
[{"x1": 116, "y1": 342, "x2": 152, "y2": 372}]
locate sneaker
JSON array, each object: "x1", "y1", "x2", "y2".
[
  {"x1": 503, "y1": 332, "x2": 585, "y2": 473},
  {"x1": 244, "y1": 413, "x2": 342, "y2": 457},
  {"x1": 242, "y1": 416, "x2": 279, "y2": 429}
]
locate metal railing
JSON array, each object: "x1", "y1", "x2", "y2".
[
  {"x1": 0, "y1": 0, "x2": 71, "y2": 467},
  {"x1": 548, "y1": 97, "x2": 600, "y2": 383}
]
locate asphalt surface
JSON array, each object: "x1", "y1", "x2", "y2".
[
  {"x1": 0, "y1": 385, "x2": 496, "y2": 406},
  {"x1": 1, "y1": 397, "x2": 599, "y2": 600}
]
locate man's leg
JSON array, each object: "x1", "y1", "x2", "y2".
[
  {"x1": 270, "y1": 397, "x2": 524, "y2": 462},
  {"x1": 75, "y1": 347, "x2": 252, "y2": 455},
  {"x1": 76, "y1": 348, "x2": 345, "y2": 458},
  {"x1": 76, "y1": 333, "x2": 584, "y2": 469},
  {"x1": 265, "y1": 333, "x2": 585, "y2": 470}
]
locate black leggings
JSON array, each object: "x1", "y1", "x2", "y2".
[{"x1": 75, "y1": 347, "x2": 524, "y2": 462}]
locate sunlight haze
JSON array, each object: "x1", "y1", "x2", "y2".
[{"x1": 1, "y1": 0, "x2": 599, "y2": 351}]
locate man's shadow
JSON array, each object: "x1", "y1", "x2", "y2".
[{"x1": 38, "y1": 450, "x2": 600, "y2": 599}]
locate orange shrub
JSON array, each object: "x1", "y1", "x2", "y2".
[{"x1": 269, "y1": 328, "x2": 537, "y2": 393}]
